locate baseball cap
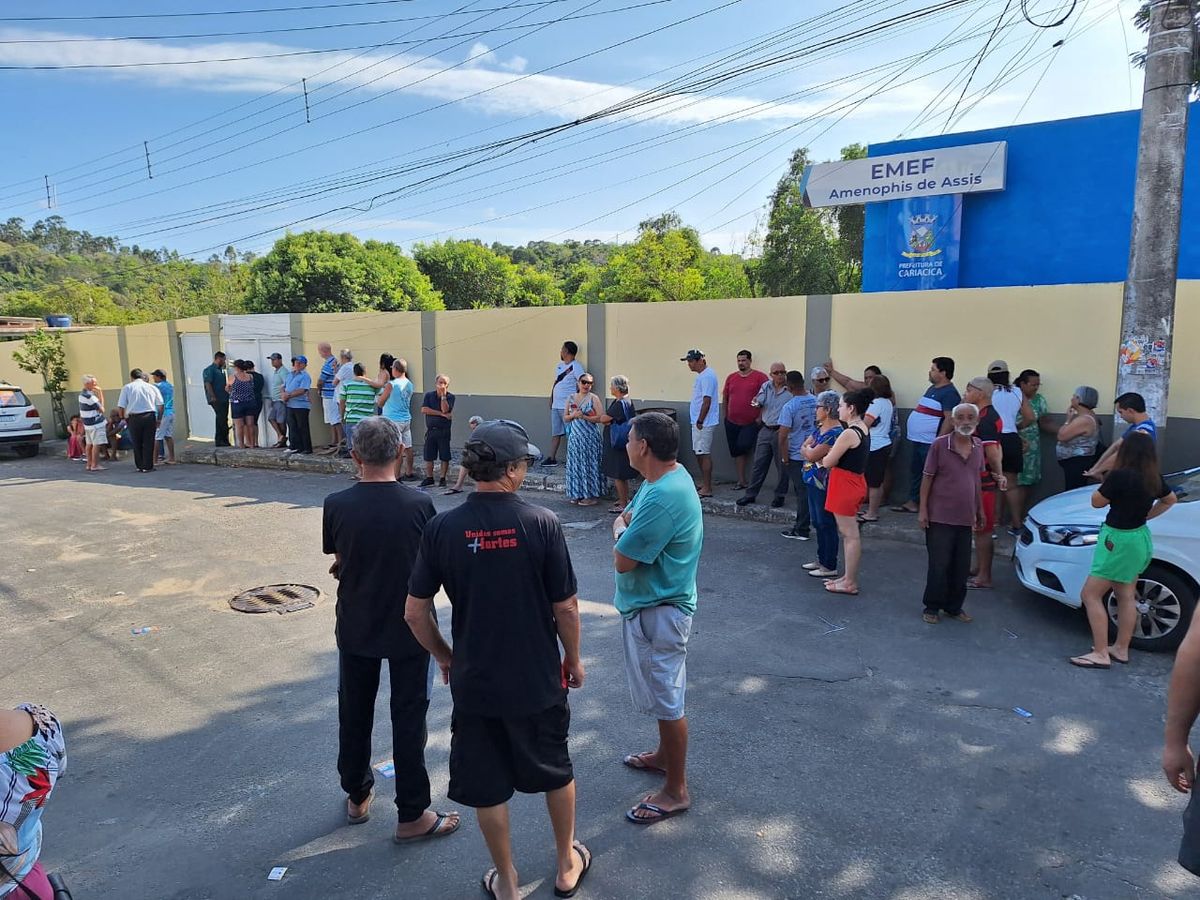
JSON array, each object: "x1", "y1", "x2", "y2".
[
  {"x1": 292, "y1": 355, "x2": 308, "y2": 364},
  {"x1": 150, "y1": 368, "x2": 166, "y2": 378},
  {"x1": 680, "y1": 349, "x2": 705, "y2": 361},
  {"x1": 466, "y1": 419, "x2": 541, "y2": 464},
  {"x1": 967, "y1": 376, "x2": 994, "y2": 396},
  {"x1": 987, "y1": 360, "x2": 1009, "y2": 374},
  {"x1": 810, "y1": 366, "x2": 830, "y2": 380},
  {"x1": 268, "y1": 352, "x2": 282, "y2": 360}
]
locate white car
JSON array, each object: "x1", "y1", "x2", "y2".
[
  {"x1": 0, "y1": 383, "x2": 43, "y2": 458},
  {"x1": 1015, "y1": 467, "x2": 1200, "y2": 651}
]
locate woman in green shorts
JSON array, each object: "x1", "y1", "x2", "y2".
[{"x1": 1070, "y1": 432, "x2": 1176, "y2": 669}]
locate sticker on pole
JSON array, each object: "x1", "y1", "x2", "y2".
[{"x1": 1119, "y1": 334, "x2": 1167, "y2": 376}]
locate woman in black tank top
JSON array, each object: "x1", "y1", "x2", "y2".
[{"x1": 819, "y1": 389, "x2": 874, "y2": 595}]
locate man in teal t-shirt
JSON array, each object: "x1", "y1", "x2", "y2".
[{"x1": 613, "y1": 411, "x2": 703, "y2": 827}]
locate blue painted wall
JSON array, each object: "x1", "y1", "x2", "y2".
[{"x1": 862, "y1": 107, "x2": 1200, "y2": 291}]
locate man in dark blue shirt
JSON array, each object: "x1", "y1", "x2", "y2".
[{"x1": 202, "y1": 351, "x2": 230, "y2": 447}]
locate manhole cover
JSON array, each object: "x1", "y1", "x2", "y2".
[{"x1": 229, "y1": 584, "x2": 320, "y2": 615}]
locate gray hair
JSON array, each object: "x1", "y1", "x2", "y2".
[
  {"x1": 815, "y1": 390, "x2": 840, "y2": 418},
  {"x1": 1074, "y1": 385, "x2": 1099, "y2": 409},
  {"x1": 82, "y1": 374, "x2": 96, "y2": 386},
  {"x1": 351, "y1": 416, "x2": 401, "y2": 466},
  {"x1": 468, "y1": 415, "x2": 483, "y2": 428},
  {"x1": 610, "y1": 374, "x2": 629, "y2": 395},
  {"x1": 952, "y1": 402, "x2": 979, "y2": 417},
  {"x1": 340, "y1": 348, "x2": 353, "y2": 361}
]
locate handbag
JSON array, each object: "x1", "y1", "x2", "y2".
[
  {"x1": 609, "y1": 399, "x2": 635, "y2": 448},
  {"x1": 801, "y1": 460, "x2": 828, "y2": 492}
]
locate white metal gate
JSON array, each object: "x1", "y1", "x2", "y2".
[
  {"x1": 224, "y1": 338, "x2": 292, "y2": 447},
  {"x1": 180, "y1": 333, "x2": 216, "y2": 441}
]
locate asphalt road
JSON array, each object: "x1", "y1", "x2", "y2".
[{"x1": 1, "y1": 452, "x2": 1196, "y2": 899}]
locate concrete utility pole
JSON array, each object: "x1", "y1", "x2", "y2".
[{"x1": 1116, "y1": 0, "x2": 1196, "y2": 449}]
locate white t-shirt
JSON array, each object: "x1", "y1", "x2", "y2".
[
  {"x1": 991, "y1": 386, "x2": 1022, "y2": 434},
  {"x1": 552, "y1": 360, "x2": 584, "y2": 410},
  {"x1": 333, "y1": 362, "x2": 355, "y2": 399},
  {"x1": 690, "y1": 368, "x2": 720, "y2": 427},
  {"x1": 117, "y1": 379, "x2": 163, "y2": 415},
  {"x1": 866, "y1": 397, "x2": 894, "y2": 450}
]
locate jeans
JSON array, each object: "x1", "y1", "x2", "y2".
[
  {"x1": 127, "y1": 411, "x2": 157, "y2": 471},
  {"x1": 287, "y1": 407, "x2": 312, "y2": 453},
  {"x1": 784, "y1": 460, "x2": 811, "y2": 534},
  {"x1": 807, "y1": 484, "x2": 838, "y2": 570},
  {"x1": 211, "y1": 400, "x2": 230, "y2": 447},
  {"x1": 922, "y1": 522, "x2": 972, "y2": 615},
  {"x1": 343, "y1": 422, "x2": 357, "y2": 453},
  {"x1": 338, "y1": 651, "x2": 432, "y2": 822},
  {"x1": 908, "y1": 440, "x2": 931, "y2": 503},
  {"x1": 743, "y1": 427, "x2": 789, "y2": 501}
]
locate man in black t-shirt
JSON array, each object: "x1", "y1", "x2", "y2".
[
  {"x1": 962, "y1": 377, "x2": 1008, "y2": 590},
  {"x1": 406, "y1": 419, "x2": 591, "y2": 900},
  {"x1": 419, "y1": 373, "x2": 455, "y2": 488},
  {"x1": 322, "y1": 416, "x2": 461, "y2": 843}
]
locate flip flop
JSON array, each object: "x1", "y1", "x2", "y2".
[
  {"x1": 697, "y1": 493, "x2": 713, "y2": 499},
  {"x1": 443, "y1": 488, "x2": 463, "y2": 495},
  {"x1": 346, "y1": 791, "x2": 374, "y2": 825},
  {"x1": 857, "y1": 516, "x2": 879, "y2": 523},
  {"x1": 1069, "y1": 656, "x2": 1111, "y2": 670},
  {"x1": 626, "y1": 800, "x2": 690, "y2": 825},
  {"x1": 891, "y1": 505, "x2": 917, "y2": 513},
  {"x1": 482, "y1": 868, "x2": 500, "y2": 899},
  {"x1": 966, "y1": 580, "x2": 992, "y2": 590},
  {"x1": 922, "y1": 613, "x2": 939, "y2": 624},
  {"x1": 622, "y1": 752, "x2": 666, "y2": 775},
  {"x1": 553, "y1": 841, "x2": 593, "y2": 899},
  {"x1": 824, "y1": 581, "x2": 859, "y2": 596},
  {"x1": 1110, "y1": 655, "x2": 1130, "y2": 665},
  {"x1": 394, "y1": 810, "x2": 459, "y2": 843},
  {"x1": 608, "y1": 505, "x2": 625, "y2": 514}
]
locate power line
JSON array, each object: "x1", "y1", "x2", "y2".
[{"x1": 0, "y1": 1, "x2": 426, "y2": 23}]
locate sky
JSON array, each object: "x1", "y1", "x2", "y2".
[{"x1": 0, "y1": 0, "x2": 1148, "y2": 257}]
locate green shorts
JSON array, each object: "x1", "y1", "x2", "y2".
[{"x1": 1089, "y1": 523, "x2": 1153, "y2": 584}]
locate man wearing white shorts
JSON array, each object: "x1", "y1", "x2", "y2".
[
  {"x1": 612, "y1": 412, "x2": 704, "y2": 825},
  {"x1": 682, "y1": 349, "x2": 719, "y2": 498},
  {"x1": 79, "y1": 376, "x2": 108, "y2": 473},
  {"x1": 316, "y1": 342, "x2": 343, "y2": 450}
]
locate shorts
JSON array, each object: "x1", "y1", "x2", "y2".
[
  {"x1": 692, "y1": 423, "x2": 716, "y2": 455},
  {"x1": 231, "y1": 401, "x2": 259, "y2": 420},
  {"x1": 395, "y1": 421, "x2": 412, "y2": 449},
  {"x1": 724, "y1": 421, "x2": 759, "y2": 458},
  {"x1": 1089, "y1": 523, "x2": 1152, "y2": 583},
  {"x1": 448, "y1": 700, "x2": 573, "y2": 808},
  {"x1": 623, "y1": 604, "x2": 692, "y2": 720},
  {"x1": 84, "y1": 422, "x2": 107, "y2": 446},
  {"x1": 155, "y1": 413, "x2": 174, "y2": 440},
  {"x1": 825, "y1": 466, "x2": 867, "y2": 517},
  {"x1": 323, "y1": 397, "x2": 341, "y2": 425},
  {"x1": 1000, "y1": 432, "x2": 1023, "y2": 474},
  {"x1": 975, "y1": 487, "x2": 998, "y2": 534},
  {"x1": 550, "y1": 406, "x2": 567, "y2": 437},
  {"x1": 865, "y1": 446, "x2": 890, "y2": 488},
  {"x1": 269, "y1": 400, "x2": 287, "y2": 424},
  {"x1": 423, "y1": 428, "x2": 451, "y2": 462}
]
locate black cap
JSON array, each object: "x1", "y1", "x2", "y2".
[
  {"x1": 680, "y1": 349, "x2": 705, "y2": 361},
  {"x1": 150, "y1": 368, "x2": 166, "y2": 378},
  {"x1": 268, "y1": 352, "x2": 282, "y2": 360},
  {"x1": 465, "y1": 419, "x2": 541, "y2": 464}
]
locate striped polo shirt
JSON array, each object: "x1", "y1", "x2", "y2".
[
  {"x1": 342, "y1": 380, "x2": 378, "y2": 425},
  {"x1": 906, "y1": 382, "x2": 961, "y2": 444},
  {"x1": 79, "y1": 390, "x2": 104, "y2": 427}
]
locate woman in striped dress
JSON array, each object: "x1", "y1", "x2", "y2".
[{"x1": 563, "y1": 372, "x2": 606, "y2": 506}]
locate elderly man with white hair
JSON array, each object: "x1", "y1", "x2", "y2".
[
  {"x1": 78, "y1": 375, "x2": 107, "y2": 472},
  {"x1": 332, "y1": 348, "x2": 355, "y2": 456},
  {"x1": 316, "y1": 341, "x2": 343, "y2": 450}
]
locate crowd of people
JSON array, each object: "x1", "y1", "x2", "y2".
[{"x1": 67, "y1": 369, "x2": 176, "y2": 473}]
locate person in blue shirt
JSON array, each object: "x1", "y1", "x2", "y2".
[
  {"x1": 613, "y1": 411, "x2": 703, "y2": 826},
  {"x1": 1086, "y1": 391, "x2": 1157, "y2": 480},
  {"x1": 777, "y1": 370, "x2": 817, "y2": 541},
  {"x1": 151, "y1": 369, "x2": 177, "y2": 465},
  {"x1": 282, "y1": 356, "x2": 313, "y2": 454}
]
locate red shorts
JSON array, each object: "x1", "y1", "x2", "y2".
[
  {"x1": 825, "y1": 467, "x2": 867, "y2": 517},
  {"x1": 975, "y1": 488, "x2": 998, "y2": 534}
]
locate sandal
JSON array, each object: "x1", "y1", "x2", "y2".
[
  {"x1": 608, "y1": 504, "x2": 625, "y2": 514},
  {"x1": 857, "y1": 515, "x2": 879, "y2": 523},
  {"x1": 394, "y1": 810, "x2": 459, "y2": 843},
  {"x1": 622, "y1": 751, "x2": 666, "y2": 775},
  {"x1": 443, "y1": 487, "x2": 463, "y2": 495},
  {"x1": 922, "y1": 612, "x2": 939, "y2": 624},
  {"x1": 1069, "y1": 655, "x2": 1111, "y2": 670},
  {"x1": 482, "y1": 868, "x2": 501, "y2": 899},
  {"x1": 553, "y1": 841, "x2": 592, "y2": 898},
  {"x1": 626, "y1": 800, "x2": 690, "y2": 825},
  {"x1": 824, "y1": 580, "x2": 859, "y2": 596}
]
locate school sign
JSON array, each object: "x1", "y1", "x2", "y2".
[{"x1": 800, "y1": 142, "x2": 1007, "y2": 291}]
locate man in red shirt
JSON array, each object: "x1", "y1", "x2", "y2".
[
  {"x1": 962, "y1": 377, "x2": 1008, "y2": 590},
  {"x1": 722, "y1": 350, "x2": 768, "y2": 489}
]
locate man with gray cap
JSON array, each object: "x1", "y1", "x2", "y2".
[
  {"x1": 682, "y1": 349, "x2": 720, "y2": 498},
  {"x1": 266, "y1": 352, "x2": 288, "y2": 448},
  {"x1": 282, "y1": 355, "x2": 313, "y2": 454},
  {"x1": 406, "y1": 420, "x2": 589, "y2": 900},
  {"x1": 322, "y1": 416, "x2": 459, "y2": 843}
]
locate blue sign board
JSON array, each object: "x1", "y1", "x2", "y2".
[{"x1": 883, "y1": 193, "x2": 962, "y2": 290}]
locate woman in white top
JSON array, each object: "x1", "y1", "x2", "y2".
[
  {"x1": 988, "y1": 361, "x2": 1034, "y2": 534},
  {"x1": 860, "y1": 374, "x2": 895, "y2": 523}
]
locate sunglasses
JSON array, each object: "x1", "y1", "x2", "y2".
[{"x1": 580, "y1": 380, "x2": 594, "y2": 385}]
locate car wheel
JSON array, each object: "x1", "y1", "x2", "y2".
[
  {"x1": 1105, "y1": 564, "x2": 1197, "y2": 652},
  {"x1": 14, "y1": 444, "x2": 38, "y2": 459}
]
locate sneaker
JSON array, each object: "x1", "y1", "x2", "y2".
[
  {"x1": 439, "y1": 477, "x2": 447, "y2": 487},
  {"x1": 802, "y1": 562, "x2": 821, "y2": 570},
  {"x1": 735, "y1": 496, "x2": 756, "y2": 507},
  {"x1": 420, "y1": 477, "x2": 436, "y2": 487},
  {"x1": 540, "y1": 458, "x2": 558, "y2": 467},
  {"x1": 1006, "y1": 527, "x2": 1022, "y2": 538},
  {"x1": 770, "y1": 497, "x2": 786, "y2": 508},
  {"x1": 780, "y1": 529, "x2": 810, "y2": 541}
]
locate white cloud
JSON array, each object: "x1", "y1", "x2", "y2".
[{"x1": 0, "y1": 28, "x2": 828, "y2": 126}]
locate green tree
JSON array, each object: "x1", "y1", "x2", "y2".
[
  {"x1": 697, "y1": 251, "x2": 752, "y2": 299},
  {"x1": 12, "y1": 328, "x2": 70, "y2": 437},
  {"x1": 510, "y1": 264, "x2": 565, "y2": 306},
  {"x1": 834, "y1": 143, "x2": 867, "y2": 290},
  {"x1": 246, "y1": 231, "x2": 441, "y2": 314},
  {"x1": 413, "y1": 239, "x2": 516, "y2": 309}
]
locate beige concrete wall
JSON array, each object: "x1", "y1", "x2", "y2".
[
  {"x1": 606, "y1": 296, "x2": 807, "y2": 400},
  {"x1": 1170, "y1": 281, "x2": 1200, "y2": 419},
  {"x1": 124, "y1": 322, "x2": 175, "y2": 380},
  {"x1": 174, "y1": 315, "x2": 213, "y2": 334},
  {"x1": 62, "y1": 328, "x2": 124, "y2": 399},
  {"x1": 830, "y1": 283, "x2": 1125, "y2": 415},
  {"x1": 437, "y1": 305, "x2": 588, "y2": 397}
]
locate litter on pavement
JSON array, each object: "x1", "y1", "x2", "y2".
[
  {"x1": 1012, "y1": 707, "x2": 1034, "y2": 719},
  {"x1": 267, "y1": 867, "x2": 288, "y2": 881},
  {"x1": 373, "y1": 760, "x2": 396, "y2": 778},
  {"x1": 130, "y1": 626, "x2": 159, "y2": 636}
]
